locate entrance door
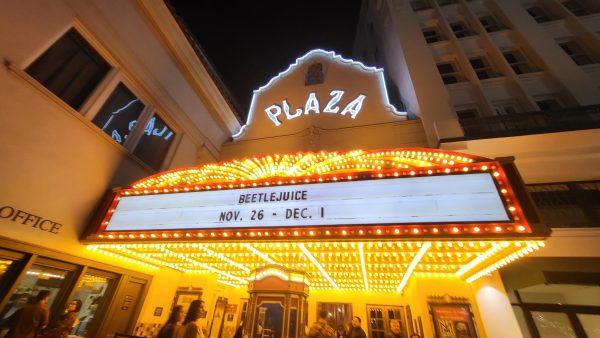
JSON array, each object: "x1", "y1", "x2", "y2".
[
  {"x1": 209, "y1": 297, "x2": 228, "y2": 338},
  {"x1": 100, "y1": 277, "x2": 146, "y2": 337},
  {"x1": 366, "y1": 305, "x2": 407, "y2": 338}
]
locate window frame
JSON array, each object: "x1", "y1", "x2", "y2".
[
  {"x1": 479, "y1": 15, "x2": 504, "y2": 33},
  {"x1": 422, "y1": 26, "x2": 445, "y2": 43},
  {"x1": 558, "y1": 40, "x2": 596, "y2": 66},
  {"x1": 469, "y1": 56, "x2": 500, "y2": 80},
  {"x1": 449, "y1": 21, "x2": 473, "y2": 39},
  {"x1": 525, "y1": 5, "x2": 559, "y2": 23},
  {"x1": 437, "y1": 61, "x2": 464, "y2": 85},
  {"x1": 22, "y1": 25, "x2": 180, "y2": 172},
  {"x1": 502, "y1": 49, "x2": 538, "y2": 75}
]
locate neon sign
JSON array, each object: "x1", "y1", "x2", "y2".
[{"x1": 265, "y1": 90, "x2": 366, "y2": 126}]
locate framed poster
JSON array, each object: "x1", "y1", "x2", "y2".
[
  {"x1": 173, "y1": 290, "x2": 202, "y2": 312},
  {"x1": 429, "y1": 303, "x2": 479, "y2": 338}
]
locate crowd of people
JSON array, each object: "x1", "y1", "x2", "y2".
[
  {"x1": 307, "y1": 310, "x2": 422, "y2": 338},
  {"x1": 0, "y1": 290, "x2": 82, "y2": 338},
  {"x1": 1, "y1": 290, "x2": 423, "y2": 338}
]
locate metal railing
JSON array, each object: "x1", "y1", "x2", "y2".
[{"x1": 457, "y1": 104, "x2": 600, "y2": 139}]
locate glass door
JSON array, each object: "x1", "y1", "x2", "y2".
[
  {"x1": 366, "y1": 305, "x2": 406, "y2": 338},
  {"x1": 70, "y1": 271, "x2": 114, "y2": 337}
]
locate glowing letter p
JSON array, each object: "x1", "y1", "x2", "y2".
[{"x1": 265, "y1": 104, "x2": 283, "y2": 126}]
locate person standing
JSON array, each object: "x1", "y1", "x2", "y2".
[
  {"x1": 385, "y1": 319, "x2": 402, "y2": 338},
  {"x1": 308, "y1": 310, "x2": 336, "y2": 338},
  {"x1": 179, "y1": 300, "x2": 206, "y2": 338},
  {"x1": 157, "y1": 305, "x2": 184, "y2": 338},
  {"x1": 345, "y1": 316, "x2": 366, "y2": 338},
  {"x1": 39, "y1": 299, "x2": 82, "y2": 338},
  {"x1": 3, "y1": 290, "x2": 51, "y2": 338}
]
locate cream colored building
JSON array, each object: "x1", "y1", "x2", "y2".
[
  {"x1": 354, "y1": 0, "x2": 600, "y2": 337},
  {"x1": 0, "y1": 1, "x2": 598, "y2": 338}
]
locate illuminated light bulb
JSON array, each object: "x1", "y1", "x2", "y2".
[
  {"x1": 452, "y1": 227, "x2": 459, "y2": 233},
  {"x1": 463, "y1": 167, "x2": 469, "y2": 172},
  {"x1": 501, "y1": 189, "x2": 507, "y2": 194},
  {"x1": 342, "y1": 230, "x2": 347, "y2": 235},
  {"x1": 481, "y1": 165, "x2": 488, "y2": 170},
  {"x1": 509, "y1": 206, "x2": 516, "y2": 212},
  {"x1": 410, "y1": 171, "x2": 415, "y2": 176},
  {"x1": 473, "y1": 227, "x2": 480, "y2": 233},
  {"x1": 517, "y1": 226, "x2": 526, "y2": 232},
  {"x1": 394, "y1": 229, "x2": 400, "y2": 234},
  {"x1": 493, "y1": 172, "x2": 500, "y2": 177},
  {"x1": 376, "y1": 229, "x2": 382, "y2": 235},
  {"x1": 427, "y1": 170, "x2": 433, "y2": 174},
  {"x1": 413, "y1": 228, "x2": 419, "y2": 234},
  {"x1": 432, "y1": 228, "x2": 439, "y2": 233},
  {"x1": 325, "y1": 230, "x2": 331, "y2": 235},
  {"x1": 495, "y1": 226, "x2": 502, "y2": 232},
  {"x1": 359, "y1": 230, "x2": 364, "y2": 235}
]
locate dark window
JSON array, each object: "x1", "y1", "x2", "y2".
[
  {"x1": 450, "y1": 22, "x2": 473, "y2": 38},
  {"x1": 25, "y1": 29, "x2": 110, "y2": 110},
  {"x1": 133, "y1": 114, "x2": 175, "y2": 171},
  {"x1": 305, "y1": 62, "x2": 324, "y2": 85},
  {"x1": 469, "y1": 57, "x2": 498, "y2": 80},
  {"x1": 437, "y1": 62, "x2": 462, "y2": 84},
  {"x1": 92, "y1": 83, "x2": 146, "y2": 144},
  {"x1": 437, "y1": 0, "x2": 457, "y2": 6},
  {"x1": 422, "y1": 27, "x2": 444, "y2": 43},
  {"x1": 456, "y1": 108, "x2": 478, "y2": 120},
  {"x1": 526, "y1": 6, "x2": 556, "y2": 23},
  {"x1": 536, "y1": 98, "x2": 562, "y2": 111},
  {"x1": 559, "y1": 41, "x2": 596, "y2": 65},
  {"x1": 528, "y1": 181, "x2": 600, "y2": 227},
  {"x1": 503, "y1": 51, "x2": 537, "y2": 74},
  {"x1": 562, "y1": 0, "x2": 593, "y2": 16},
  {"x1": 410, "y1": 0, "x2": 431, "y2": 11},
  {"x1": 479, "y1": 15, "x2": 504, "y2": 32}
]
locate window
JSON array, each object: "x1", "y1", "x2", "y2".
[
  {"x1": 71, "y1": 272, "x2": 113, "y2": 337},
  {"x1": 133, "y1": 115, "x2": 175, "y2": 171},
  {"x1": 317, "y1": 303, "x2": 352, "y2": 334},
  {"x1": 562, "y1": 0, "x2": 593, "y2": 16},
  {"x1": 479, "y1": 15, "x2": 504, "y2": 32},
  {"x1": 437, "y1": 0, "x2": 457, "y2": 6},
  {"x1": 450, "y1": 22, "x2": 473, "y2": 38},
  {"x1": 455, "y1": 108, "x2": 478, "y2": 120},
  {"x1": 422, "y1": 27, "x2": 445, "y2": 43},
  {"x1": 559, "y1": 41, "x2": 596, "y2": 65},
  {"x1": 535, "y1": 98, "x2": 562, "y2": 110},
  {"x1": 526, "y1": 6, "x2": 557, "y2": 23},
  {"x1": 25, "y1": 29, "x2": 110, "y2": 110},
  {"x1": 92, "y1": 83, "x2": 146, "y2": 145},
  {"x1": 494, "y1": 101, "x2": 520, "y2": 115},
  {"x1": 469, "y1": 57, "x2": 499, "y2": 80},
  {"x1": 410, "y1": 0, "x2": 432, "y2": 11},
  {"x1": 503, "y1": 50, "x2": 537, "y2": 74},
  {"x1": 1, "y1": 264, "x2": 72, "y2": 320},
  {"x1": 437, "y1": 62, "x2": 463, "y2": 84}
]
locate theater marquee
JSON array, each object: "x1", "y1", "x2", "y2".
[{"x1": 85, "y1": 148, "x2": 546, "y2": 242}]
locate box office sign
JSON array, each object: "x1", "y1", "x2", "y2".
[
  {"x1": 0, "y1": 205, "x2": 63, "y2": 234},
  {"x1": 103, "y1": 173, "x2": 510, "y2": 232}
]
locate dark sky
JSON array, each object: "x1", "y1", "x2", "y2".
[{"x1": 167, "y1": 1, "x2": 363, "y2": 120}]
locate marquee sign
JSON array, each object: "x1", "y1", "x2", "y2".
[
  {"x1": 104, "y1": 173, "x2": 509, "y2": 232},
  {"x1": 85, "y1": 148, "x2": 544, "y2": 242}
]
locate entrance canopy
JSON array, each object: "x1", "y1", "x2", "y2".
[{"x1": 83, "y1": 148, "x2": 549, "y2": 292}]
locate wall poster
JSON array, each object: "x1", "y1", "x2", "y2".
[{"x1": 429, "y1": 303, "x2": 479, "y2": 338}]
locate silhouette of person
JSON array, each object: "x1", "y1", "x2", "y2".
[
  {"x1": 3, "y1": 290, "x2": 50, "y2": 338},
  {"x1": 308, "y1": 310, "x2": 336, "y2": 338},
  {"x1": 179, "y1": 300, "x2": 206, "y2": 338},
  {"x1": 39, "y1": 299, "x2": 82, "y2": 338},
  {"x1": 157, "y1": 305, "x2": 184, "y2": 338}
]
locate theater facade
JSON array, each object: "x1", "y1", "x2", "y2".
[{"x1": 76, "y1": 50, "x2": 551, "y2": 338}]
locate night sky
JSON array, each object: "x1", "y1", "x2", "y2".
[{"x1": 167, "y1": 0, "x2": 363, "y2": 120}]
